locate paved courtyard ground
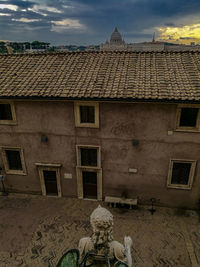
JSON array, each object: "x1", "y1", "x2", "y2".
[{"x1": 0, "y1": 194, "x2": 200, "y2": 267}]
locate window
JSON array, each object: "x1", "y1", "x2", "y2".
[
  {"x1": 0, "y1": 104, "x2": 12, "y2": 120},
  {"x1": 77, "y1": 145, "x2": 100, "y2": 168},
  {"x1": 74, "y1": 102, "x2": 99, "y2": 128},
  {"x1": 76, "y1": 145, "x2": 102, "y2": 200},
  {"x1": 1, "y1": 147, "x2": 27, "y2": 175},
  {"x1": 6, "y1": 150, "x2": 22, "y2": 170},
  {"x1": 167, "y1": 159, "x2": 196, "y2": 189},
  {"x1": 176, "y1": 105, "x2": 200, "y2": 131},
  {"x1": 0, "y1": 102, "x2": 16, "y2": 125},
  {"x1": 80, "y1": 148, "x2": 97, "y2": 167},
  {"x1": 80, "y1": 106, "x2": 95, "y2": 123}
]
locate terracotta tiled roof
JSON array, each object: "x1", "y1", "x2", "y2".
[{"x1": 0, "y1": 51, "x2": 200, "y2": 101}]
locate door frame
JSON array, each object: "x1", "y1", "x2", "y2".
[
  {"x1": 76, "y1": 144, "x2": 102, "y2": 201},
  {"x1": 82, "y1": 169, "x2": 98, "y2": 199},
  {"x1": 76, "y1": 167, "x2": 102, "y2": 200},
  {"x1": 35, "y1": 163, "x2": 62, "y2": 197}
]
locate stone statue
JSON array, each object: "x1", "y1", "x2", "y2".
[{"x1": 78, "y1": 205, "x2": 133, "y2": 267}]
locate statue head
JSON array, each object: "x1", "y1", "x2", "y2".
[
  {"x1": 90, "y1": 205, "x2": 114, "y2": 255},
  {"x1": 90, "y1": 205, "x2": 113, "y2": 230}
]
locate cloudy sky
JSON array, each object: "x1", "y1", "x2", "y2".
[{"x1": 0, "y1": 0, "x2": 200, "y2": 45}]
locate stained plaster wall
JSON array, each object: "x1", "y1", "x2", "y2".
[{"x1": 0, "y1": 100, "x2": 199, "y2": 209}]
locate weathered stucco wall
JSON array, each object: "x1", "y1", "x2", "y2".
[{"x1": 0, "y1": 100, "x2": 200, "y2": 209}]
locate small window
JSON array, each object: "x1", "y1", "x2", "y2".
[
  {"x1": 0, "y1": 102, "x2": 16, "y2": 125},
  {"x1": 179, "y1": 108, "x2": 198, "y2": 127},
  {"x1": 171, "y1": 162, "x2": 191, "y2": 185},
  {"x1": 6, "y1": 150, "x2": 22, "y2": 170},
  {"x1": 167, "y1": 160, "x2": 196, "y2": 189},
  {"x1": 76, "y1": 145, "x2": 101, "y2": 168},
  {"x1": 1, "y1": 147, "x2": 27, "y2": 175},
  {"x1": 176, "y1": 105, "x2": 200, "y2": 131},
  {"x1": 74, "y1": 102, "x2": 99, "y2": 128},
  {"x1": 0, "y1": 104, "x2": 13, "y2": 120},
  {"x1": 80, "y1": 106, "x2": 95, "y2": 123},
  {"x1": 80, "y1": 148, "x2": 97, "y2": 167}
]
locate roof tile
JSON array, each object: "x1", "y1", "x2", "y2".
[{"x1": 0, "y1": 51, "x2": 200, "y2": 101}]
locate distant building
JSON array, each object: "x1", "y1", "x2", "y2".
[
  {"x1": 101, "y1": 28, "x2": 200, "y2": 51},
  {"x1": 164, "y1": 42, "x2": 200, "y2": 51},
  {"x1": 130, "y1": 41, "x2": 165, "y2": 51},
  {"x1": 24, "y1": 43, "x2": 50, "y2": 54},
  {"x1": 100, "y1": 27, "x2": 129, "y2": 51},
  {"x1": 85, "y1": 45, "x2": 99, "y2": 51},
  {"x1": 54, "y1": 45, "x2": 70, "y2": 52}
]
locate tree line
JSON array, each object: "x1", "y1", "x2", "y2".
[{"x1": 0, "y1": 41, "x2": 50, "y2": 53}]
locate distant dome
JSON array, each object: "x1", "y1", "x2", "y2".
[{"x1": 110, "y1": 27, "x2": 123, "y2": 44}]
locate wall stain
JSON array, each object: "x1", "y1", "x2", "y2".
[{"x1": 111, "y1": 122, "x2": 135, "y2": 136}]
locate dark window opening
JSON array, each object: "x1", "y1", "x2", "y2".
[
  {"x1": 43, "y1": 170, "x2": 58, "y2": 195},
  {"x1": 83, "y1": 171, "x2": 97, "y2": 199},
  {"x1": 179, "y1": 108, "x2": 198, "y2": 127},
  {"x1": 80, "y1": 148, "x2": 97, "y2": 166},
  {"x1": 6, "y1": 150, "x2": 22, "y2": 170},
  {"x1": 171, "y1": 162, "x2": 191, "y2": 185},
  {"x1": 0, "y1": 104, "x2": 13, "y2": 120},
  {"x1": 80, "y1": 106, "x2": 95, "y2": 123}
]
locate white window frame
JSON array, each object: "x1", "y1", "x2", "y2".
[
  {"x1": 74, "y1": 101, "x2": 99, "y2": 128},
  {"x1": 176, "y1": 104, "x2": 200, "y2": 132},
  {"x1": 76, "y1": 145, "x2": 102, "y2": 200},
  {"x1": 167, "y1": 159, "x2": 196, "y2": 190},
  {"x1": 0, "y1": 101, "x2": 17, "y2": 125},
  {"x1": 1, "y1": 147, "x2": 27, "y2": 175}
]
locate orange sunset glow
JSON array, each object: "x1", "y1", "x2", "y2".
[{"x1": 157, "y1": 23, "x2": 200, "y2": 44}]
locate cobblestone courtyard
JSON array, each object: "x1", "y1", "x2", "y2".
[{"x1": 0, "y1": 194, "x2": 200, "y2": 267}]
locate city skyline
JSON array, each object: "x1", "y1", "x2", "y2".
[{"x1": 0, "y1": 0, "x2": 200, "y2": 45}]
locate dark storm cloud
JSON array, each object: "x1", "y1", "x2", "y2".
[
  {"x1": 5, "y1": 0, "x2": 34, "y2": 8},
  {"x1": 179, "y1": 37, "x2": 198, "y2": 40},
  {"x1": 0, "y1": 0, "x2": 200, "y2": 44},
  {"x1": 164, "y1": 23, "x2": 177, "y2": 27},
  {"x1": 65, "y1": 0, "x2": 200, "y2": 42}
]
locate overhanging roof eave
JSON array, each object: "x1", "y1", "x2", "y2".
[{"x1": 0, "y1": 95, "x2": 200, "y2": 104}]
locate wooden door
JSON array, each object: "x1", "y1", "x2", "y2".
[
  {"x1": 82, "y1": 171, "x2": 97, "y2": 199},
  {"x1": 43, "y1": 170, "x2": 58, "y2": 196}
]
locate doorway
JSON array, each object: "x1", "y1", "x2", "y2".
[
  {"x1": 82, "y1": 171, "x2": 97, "y2": 199},
  {"x1": 43, "y1": 170, "x2": 58, "y2": 196},
  {"x1": 36, "y1": 163, "x2": 62, "y2": 197}
]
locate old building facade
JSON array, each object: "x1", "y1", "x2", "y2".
[{"x1": 0, "y1": 51, "x2": 200, "y2": 209}]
